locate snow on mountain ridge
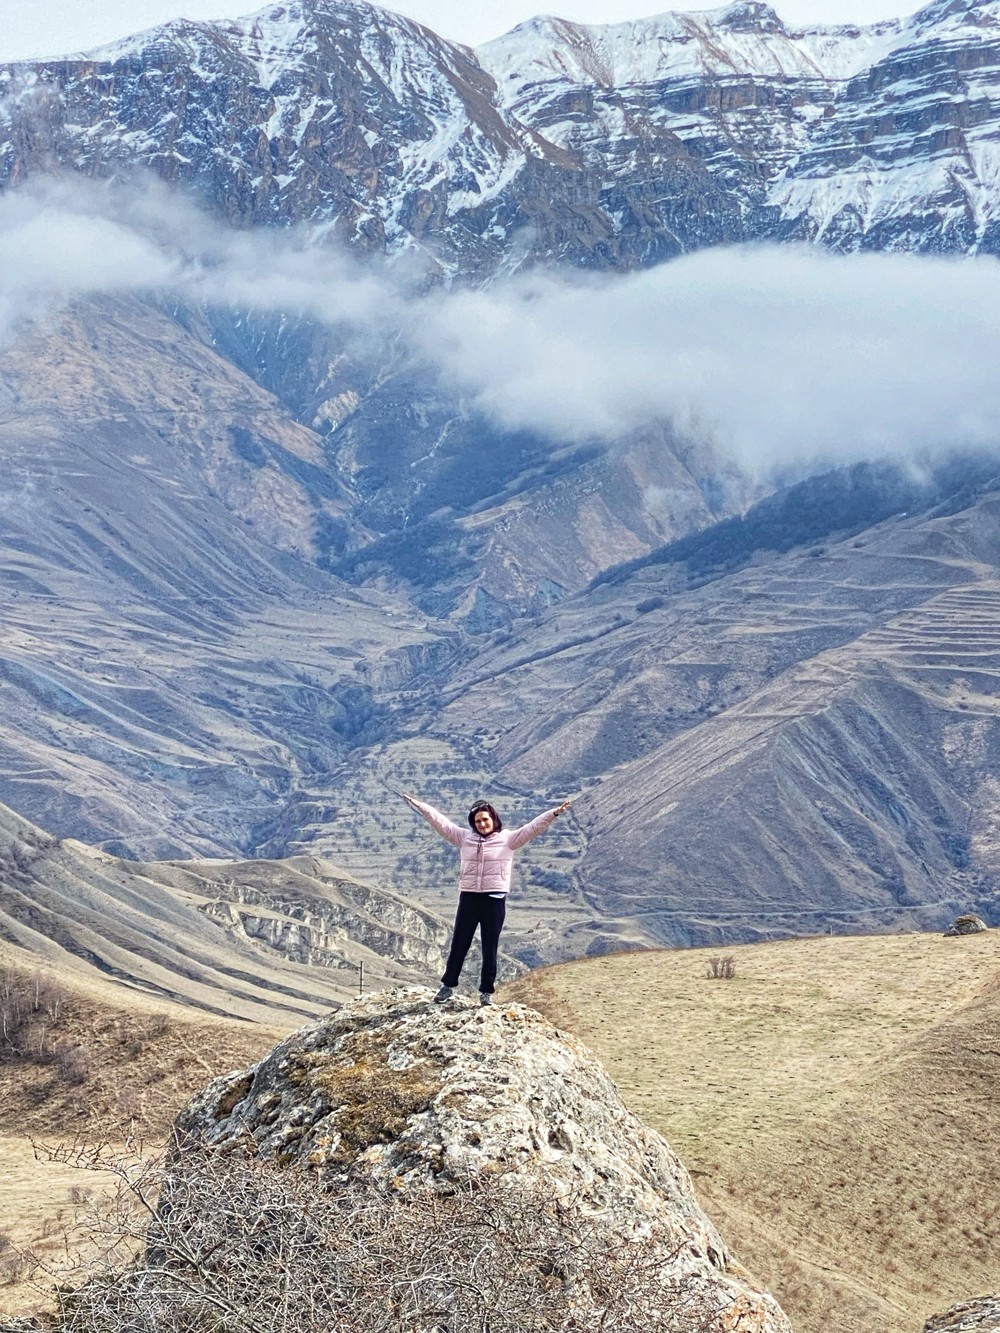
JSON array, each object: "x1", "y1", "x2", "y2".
[
  {"x1": 63, "y1": 0, "x2": 540, "y2": 266},
  {"x1": 478, "y1": 2, "x2": 907, "y2": 92},
  {"x1": 4, "y1": 0, "x2": 1000, "y2": 268},
  {"x1": 476, "y1": 0, "x2": 1000, "y2": 256},
  {"x1": 83, "y1": 1, "x2": 458, "y2": 84}
]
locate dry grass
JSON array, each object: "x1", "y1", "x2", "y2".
[
  {"x1": 503, "y1": 929, "x2": 1000, "y2": 1333},
  {"x1": 0, "y1": 951, "x2": 289, "y2": 1318},
  {"x1": 6, "y1": 931, "x2": 999, "y2": 1329}
]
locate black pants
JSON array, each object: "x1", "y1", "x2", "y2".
[{"x1": 442, "y1": 892, "x2": 506, "y2": 994}]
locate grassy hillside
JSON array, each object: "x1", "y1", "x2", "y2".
[
  {"x1": 503, "y1": 930, "x2": 1000, "y2": 1333},
  {"x1": 0, "y1": 945, "x2": 289, "y2": 1316}
]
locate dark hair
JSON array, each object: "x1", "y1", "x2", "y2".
[{"x1": 468, "y1": 801, "x2": 502, "y2": 834}]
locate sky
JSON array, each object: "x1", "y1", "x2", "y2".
[{"x1": 2, "y1": 0, "x2": 921, "y2": 61}]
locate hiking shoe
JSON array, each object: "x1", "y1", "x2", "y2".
[
  {"x1": 433, "y1": 985, "x2": 454, "y2": 1004},
  {"x1": 479, "y1": 992, "x2": 494, "y2": 1007}
]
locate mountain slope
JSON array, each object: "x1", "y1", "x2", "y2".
[
  {"x1": 309, "y1": 467, "x2": 1000, "y2": 954},
  {"x1": 0, "y1": 294, "x2": 465, "y2": 856},
  {"x1": 5, "y1": 282, "x2": 1000, "y2": 956},
  {"x1": 0, "y1": 795, "x2": 457, "y2": 1020}
]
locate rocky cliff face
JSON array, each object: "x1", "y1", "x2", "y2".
[
  {"x1": 0, "y1": 0, "x2": 607, "y2": 274},
  {"x1": 483, "y1": 0, "x2": 1000, "y2": 258},
  {"x1": 174, "y1": 987, "x2": 791, "y2": 1332},
  {"x1": 4, "y1": 0, "x2": 999, "y2": 268},
  {"x1": 190, "y1": 854, "x2": 525, "y2": 981},
  {"x1": 925, "y1": 1298, "x2": 1000, "y2": 1333}
]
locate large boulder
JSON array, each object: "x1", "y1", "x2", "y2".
[
  {"x1": 174, "y1": 987, "x2": 791, "y2": 1333},
  {"x1": 925, "y1": 1298, "x2": 1000, "y2": 1332},
  {"x1": 944, "y1": 915, "x2": 989, "y2": 937}
]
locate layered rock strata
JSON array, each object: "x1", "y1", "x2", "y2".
[{"x1": 4, "y1": 0, "x2": 1000, "y2": 266}]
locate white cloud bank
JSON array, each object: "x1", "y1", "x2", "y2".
[
  {"x1": 2, "y1": 180, "x2": 999, "y2": 477},
  {"x1": 417, "y1": 247, "x2": 1000, "y2": 474}
]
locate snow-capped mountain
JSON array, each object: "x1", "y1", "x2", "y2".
[
  {"x1": 0, "y1": 0, "x2": 579, "y2": 276},
  {"x1": 4, "y1": 0, "x2": 1000, "y2": 265},
  {"x1": 481, "y1": 0, "x2": 1000, "y2": 254}
]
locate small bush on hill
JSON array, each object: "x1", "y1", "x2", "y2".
[
  {"x1": 0, "y1": 969, "x2": 71, "y2": 1062},
  {"x1": 707, "y1": 956, "x2": 736, "y2": 980}
]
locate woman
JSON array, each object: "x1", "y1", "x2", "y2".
[{"x1": 402, "y1": 793, "x2": 571, "y2": 1005}]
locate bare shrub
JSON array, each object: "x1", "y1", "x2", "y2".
[
  {"x1": 0, "y1": 1227, "x2": 30, "y2": 1289},
  {"x1": 707, "y1": 956, "x2": 736, "y2": 980},
  {"x1": 51, "y1": 1043, "x2": 93, "y2": 1087},
  {"x1": 38, "y1": 1141, "x2": 731, "y2": 1333},
  {"x1": 0, "y1": 968, "x2": 70, "y2": 1060},
  {"x1": 114, "y1": 1086, "x2": 143, "y2": 1121}
]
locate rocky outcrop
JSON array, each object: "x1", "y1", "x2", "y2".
[
  {"x1": 196, "y1": 868, "x2": 451, "y2": 972},
  {"x1": 175, "y1": 987, "x2": 791, "y2": 1332},
  {"x1": 925, "y1": 1297, "x2": 1000, "y2": 1333},
  {"x1": 0, "y1": 802, "x2": 448, "y2": 1018},
  {"x1": 945, "y1": 914, "x2": 990, "y2": 935}
]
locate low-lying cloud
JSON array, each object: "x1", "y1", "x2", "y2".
[
  {"x1": 419, "y1": 247, "x2": 1000, "y2": 475},
  {"x1": 3, "y1": 178, "x2": 1000, "y2": 477}
]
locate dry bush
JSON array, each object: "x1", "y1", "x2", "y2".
[
  {"x1": 36, "y1": 1141, "x2": 731, "y2": 1333},
  {"x1": 0, "y1": 1228, "x2": 32, "y2": 1289},
  {"x1": 0, "y1": 969, "x2": 70, "y2": 1061},
  {"x1": 50, "y1": 1044, "x2": 94, "y2": 1088},
  {"x1": 706, "y1": 956, "x2": 736, "y2": 980}
]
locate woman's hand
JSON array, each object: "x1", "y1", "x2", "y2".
[{"x1": 554, "y1": 800, "x2": 572, "y2": 816}]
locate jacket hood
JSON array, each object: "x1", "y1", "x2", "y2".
[{"x1": 468, "y1": 800, "x2": 502, "y2": 835}]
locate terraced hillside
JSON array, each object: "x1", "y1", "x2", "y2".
[
  {"x1": 504, "y1": 928, "x2": 1000, "y2": 1333},
  {"x1": 334, "y1": 486, "x2": 1000, "y2": 950}
]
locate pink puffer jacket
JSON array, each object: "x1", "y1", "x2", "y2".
[{"x1": 406, "y1": 797, "x2": 560, "y2": 895}]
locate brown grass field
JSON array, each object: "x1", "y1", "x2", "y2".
[
  {"x1": 0, "y1": 944, "x2": 287, "y2": 1316},
  {"x1": 504, "y1": 929, "x2": 1000, "y2": 1333}
]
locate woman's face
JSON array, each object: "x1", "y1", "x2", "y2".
[{"x1": 473, "y1": 809, "x2": 495, "y2": 835}]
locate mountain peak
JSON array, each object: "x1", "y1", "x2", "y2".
[
  {"x1": 911, "y1": 0, "x2": 1000, "y2": 24},
  {"x1": 714, "y1": 0, "x2": 787, "y2": 32},
  {"x1": 714, "y1": 0, "x2": 789, "y2": 31}
]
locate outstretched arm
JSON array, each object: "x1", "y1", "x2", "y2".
[
  {"x1": 507, "y1": 800, "x2": 572, "y2": 850},
  {"x1": 402, "y1": 794, "x2": 464, "y2": 847}
]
